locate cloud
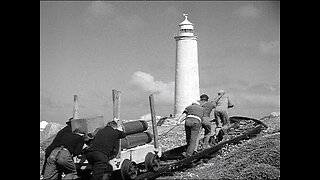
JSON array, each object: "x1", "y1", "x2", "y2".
[
  {"x1": 235, "y1": 4, "x2": 260, "y2": 18},
  {"x1": 258, "y1": 40, "x2": 280, "y2": 55},
  {"x1": 40, "y1": 121, "x2": 48, "y2": 130},
  {"x1": 130, "y1": 71, "x2": 174, "y2": 104}
]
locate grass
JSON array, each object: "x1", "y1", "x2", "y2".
[
  {"x1": 159, "y1": 132, "x2": 280, "y2": 180},
  {"x1": 40, "y1": 114, "x2": 280, "y2": 179}
]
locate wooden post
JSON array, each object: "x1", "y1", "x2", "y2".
[
  {"x1": 149, "y1": 94, "x2": 159, "y2": 151},
  {"x1": 73, "y1": 95, "x2": 79, "y2": 119},
  {"x1": 112, "y1": 89, "x2": 122, "y2": 160},
  {"x1": 112, "y1": 89, "x2": 121, "y2": 122}
]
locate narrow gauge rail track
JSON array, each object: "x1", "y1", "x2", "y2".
[
  {"x1": 75, "y1": 116, "x2": 267, "y2": 180},
  {"x1": 133, "y1": 116, "x2": 267, "y2": 180}
]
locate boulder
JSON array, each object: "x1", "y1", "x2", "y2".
[{"x1": 259, "y1": 112, "x2": 280, "y2": 134}]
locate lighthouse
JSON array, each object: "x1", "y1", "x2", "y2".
[{"x1": 174, "y1": 14, "x2": 200, "y2": 116}]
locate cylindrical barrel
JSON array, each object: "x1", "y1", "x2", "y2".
[
  {"x1": 121, "y1": 132, "x2": 153, "y2": 150},
  {"x1": 123, "y1": 120, "x2": 148, "y2": 135}
]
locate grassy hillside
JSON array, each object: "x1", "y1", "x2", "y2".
[
  {"x1": 40, "y1": 113, "x2": 280, "y2": 179},
  {"x1": 159, "y1": 113, "x2": 280, "y2": 180}
]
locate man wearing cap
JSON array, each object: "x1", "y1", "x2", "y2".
[
  {"x1": 176, "y1": 102, "x2": 204, "y2": 157},
  {"x1": 42, "y1": 117, "x2": 86, "y2": 180},
  {"x1": 213, "y1": 90, "x2": 234, "y2": 141},
  {"x1": 198, "y1": 94, "x2": 216, "y2": 148},
  {"x1": 84, "y1": 121, "x2": 127, "y2": 180}
]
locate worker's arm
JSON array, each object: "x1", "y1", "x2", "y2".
[
  {"x1": 118, "y1": 130, "x2": 127, "y2": 139},
  {"x1": 228, "y1": 96, "x2": 234, "y2": 108},
  {"x1": 176, "y1": 112, "x2": 187, "y2": 125},
  {"x1": 211, "y1": 101, "x2": 217, "y2": 108},
  {"x1": 73, "y1": 138, "x2": 86, "y2": 156}
]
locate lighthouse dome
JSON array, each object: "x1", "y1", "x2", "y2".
[
  {"x1": 179, "y1": 15, "x2": 193, "y2": 25},
  {"x1": 179, "y1": 14, "x2": 194, "y2": 30},
  {"x1": 177, "y1": 14, "x2": 194, "y2": 37}
]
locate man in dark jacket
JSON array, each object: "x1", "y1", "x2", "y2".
[
  {"x1": 198, "y1": 94, "x2": 216, "y2": 148},
  {"x1": 177, "y1": 102, "x2": 204, "y2": 157},
  {"x1": 42, "y1": 118, "x2": 86, "y2": 180},
  {"x1": 85, "y1": 121, "x2": 127, "y2": 180}
]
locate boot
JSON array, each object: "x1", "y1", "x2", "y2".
[
  {"x1": 216, "y1": 129, "x2": 225, "y2": 142},
  {"x1": 215, "y1": 127, "x2": 222, "y2": 137},
  {"x1": 202, "y1": 135, "x2": 211, "y2": 149},
  {"x1": 209, "y1": 135, "x2": 217, "y2": 145},
  {"x1": 62, "y1": 173, "x2": 79, "y2": 180}
]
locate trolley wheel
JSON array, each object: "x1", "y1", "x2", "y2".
[
  {"x1": 145, "y1": 152, "x2": 160, "y2": 172},
  {"x1": 120, "y1": 159, "x2": 138, "y2": 180}
]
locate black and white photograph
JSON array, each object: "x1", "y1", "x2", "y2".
[{"x1": 40, "y1": 1, "x2": 280, "y2": 180}]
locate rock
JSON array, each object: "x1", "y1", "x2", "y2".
[
  {"x1": 259, "y1": 112, "x2": 280, "y2": 134},
  {"x1": 40, "y1": 121, "x2": 48, "y2": 131},
  {"x1": 40, "y1": 122, "x2": 65, "y2": 142},
  {"x1": 270, "y1": 112, "x2": 280, "y2": 117}
]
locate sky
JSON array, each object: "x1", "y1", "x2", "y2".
[{"x1": 40, "y1": 1, "x2": 280, "y2": 124}]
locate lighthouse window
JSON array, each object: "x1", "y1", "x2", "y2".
[
  {"x1": 180, "y1": 29, "x2": 191, "y2": 32},
  {"x1": 180, "y1": 29, "x2": 193, "y2": 33}
]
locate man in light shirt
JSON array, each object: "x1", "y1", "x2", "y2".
[
  {"x1": 213, "y1": 90, "x2": 234, "y2": 142},
  {"x1": 177, "y1": 101, "x2": 204, "y2": 157}
]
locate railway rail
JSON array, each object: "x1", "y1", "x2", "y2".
[
  {"x1": 133, "y1": 115, "x2": 267, "y2": 180},
  {"x1": 75, "y1": 116, "x2": 267, "y2": 180}
]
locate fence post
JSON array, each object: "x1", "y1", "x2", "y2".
[
  {"x1": 73, "y1": 94, "x2": 79, "y2": 119},
  {"x1": 149, "y1": 94, "x2": 159, "y2": 151},
  {"x1": 112, "y1": 89, "x2": 122, "y2": 161}
]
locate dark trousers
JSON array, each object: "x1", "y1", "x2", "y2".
[
  {"x1": 43, "y1": 147, "x2": 77, "y2": 180},
  {"x1": 85, "y1": 151, "x2": 113, "y2": 180},
  {"x1": 184, "y1": 117, "x2": 201, "y2": 156},
  {"x1": 201, "y1": 117, "x2": 212, "y2": 145}
]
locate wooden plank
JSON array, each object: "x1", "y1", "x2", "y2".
[
  {"x1": 112, "y1": 89, "x2": 123, "y2": 160},
  {"x1": 112, "y1": 89, "x2": 121, "y2": 122},
  {"x1": 149, "y1": 94, "x2": 159, "y2": 150},
  {"x1": 73, "y1": 94, "x2": 79, "y2": 119}
]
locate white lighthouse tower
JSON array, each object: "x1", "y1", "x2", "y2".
[{"x1": 174, "y1": 14, "x2": 200, "y2": 116}]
